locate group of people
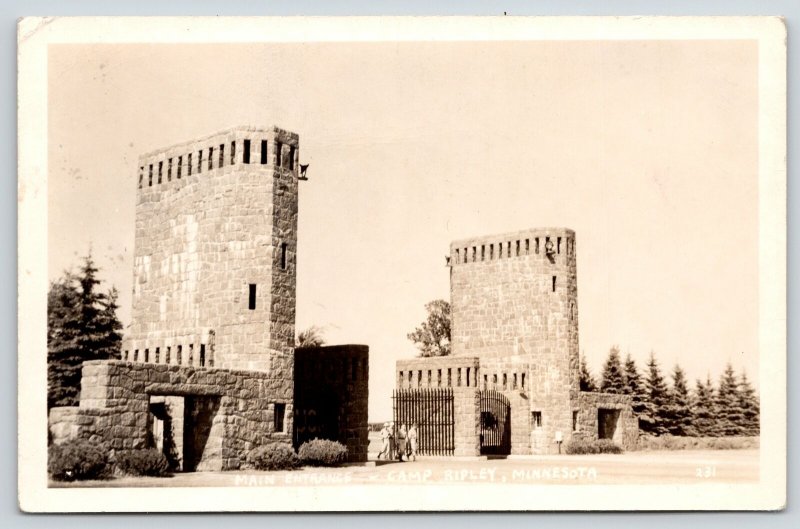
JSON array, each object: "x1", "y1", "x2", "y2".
[{"x1": 377, "y1": 422, "x2": 418, "y2": 462}]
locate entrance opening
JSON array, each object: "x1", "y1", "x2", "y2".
[
  {"x1": 479, "y1": 390, "x2": 511, "y2": 456},
  {"x1": 597, "y1": 408, "x2": 620, "y2": 440}
]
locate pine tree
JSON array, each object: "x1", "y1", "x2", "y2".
[
  {"x1": 600, "y1": 346, "x2": 625, "y2": 394},
  {"x1": 691, "y1": 375, "x2": 718, "y2": 437},
  {"x1": 641, "y1": 352, "x2": 669, "y2": 436},
  {"x1": 664, "y1": 365, "x2": 693, "y2": 436},
  {"x1": 715, "y1": 363, "x2": 745, "y2": 436},
  {"x1": 622, "y1": 353, "x2": 648, "y2": 427},
  {"x1": 579, "y1": 354, "x2": 597, "y2": 392},
  {"x1": 737, "y1": 371, "x2": 760, "y2": 436},
  {"x1": 47, "y1": 254, "x2": 122, "y2": 408}
]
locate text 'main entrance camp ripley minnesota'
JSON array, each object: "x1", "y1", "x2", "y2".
[{"x1": 17, "y1": 16, "x2": 786, "y2": 512}]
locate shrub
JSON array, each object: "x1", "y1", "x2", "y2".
[
  {"x1": 114, "y1": 449, "x2": 172, "y2": 477},
  {"x1": 565, "y1": 438, "x2": 623, "y2": 455},
  {"x1": 246, "y1": 444, "x2": 300, "y2": 471},
  {"x1": 298, "y1": 439, "x2": 348, "y2": 466},
  {"x1": 636, "y1": 435, "x2": 759, "y2": 451},
  {"x1": 48, "y1": 439, "x2": 111, "y2": 481}
]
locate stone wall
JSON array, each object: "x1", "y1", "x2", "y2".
[
  {"x1": 48, "y1": 406, "x2": 79, "y2": 445},
  {"x1": 452, "y1": 387, "x2": 480, "y2": 457},
  {"x1": 294, "y1": 345, "x2": 370, "y2": 462},
  {"x1": 396, "y1": 356, "x2": 480, "y2": 389},
  {"x1": 573, "y1": 391, "x2": 639, "y2": 450},
  {"x1": 73, "y1": 359, "x2": 293, "y2": 471},
  {"x1": 122, "y1": 126, "x2": 300, "y2": 374}
]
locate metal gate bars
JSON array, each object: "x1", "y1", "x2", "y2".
[
  {"x1": 479, "y1": 390, "x2": 511, "y2": 455},
  {"x1": 392, "y1": 388, "x2": 454, "y2": 456}
]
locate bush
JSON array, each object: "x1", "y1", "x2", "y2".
[
  {"x1": 636, "y1": 435, "x2": 759, "y2": 451},
  {"x1": 565, "y1": 438, "x2": 623, "y2": 455},
  {"x1": 48, "y1": 439, "x2": 111, "y2": 481},
  {"x1": 298, "y1": 439, "x2": 348, "y2": 467},
  {"x1": 114, "y1": 449, "x2": 172, "y2": 477},
  {"x1": 246, "y1": 444, "x2": 300, "y2": 471}
]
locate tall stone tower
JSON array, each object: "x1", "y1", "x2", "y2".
[
  {"x1": 449, "y1": 228, "x2": 579, "y2": 453},
  {"x1": 122, "y1": 126, "x2": 300, "y2": 374}
]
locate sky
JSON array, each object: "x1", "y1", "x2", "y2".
[{"x1": 47, "y1": 40, "x2": 759, "y2": 421}]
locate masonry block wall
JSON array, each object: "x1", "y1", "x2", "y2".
[
  {"x1": 449, "y1": 228, "x2": 579, "y2": 455},
  {"x1": 574, "y1": 392, "x2": 638, "y2": 450},
  {"x1": 73, "y1": 360, "x2": 294, "y2": 470},
  {"x1": 294, "y1": 345, "x2": 370, "y2": 462},
  {"x1": 122, "y1": 126, "x2": 300, "y2": 374}
]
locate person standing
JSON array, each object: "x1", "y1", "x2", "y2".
[
  {"x1": 388, "y1": 421, "x2": 397, "y2": 460},
  {"x1": 397, "y1": 424, "x2": 408, "y2": 462},
  {"x1": 407, "y1": 423, "x2": 418, "y2": 461},
  {"x1": 377, "y1": 422, "x2": 390, "y2": 460}
]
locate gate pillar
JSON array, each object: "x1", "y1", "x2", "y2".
[{"x1": 453, "y1": 387, "x2": 480, "y2": 457}]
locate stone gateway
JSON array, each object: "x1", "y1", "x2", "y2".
[
  {"x1": 48, "y1": 126, "x2": 369, "y2": 470},
  {"x1": 396, "y1": 228, "x2": 637, "y2": 456}
]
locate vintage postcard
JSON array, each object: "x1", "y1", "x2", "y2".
[{"x1": 17, "y1": 16, "x2": 786, "y2": 512}]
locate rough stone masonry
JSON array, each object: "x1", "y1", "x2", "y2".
[
  {"x1": 397, "y1": 228, "x2": 637, "y2": 455},
  {"x1": 48, "y1": 126, "x2": 369, "y2": 470}
]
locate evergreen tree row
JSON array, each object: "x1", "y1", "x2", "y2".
[{"x1": 579, "y1": 347, "x2": 759, "y2": 437}]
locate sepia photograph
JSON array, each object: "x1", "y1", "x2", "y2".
[{"x1": 17, "y1": 16, "x2": 786, "y2": 512}]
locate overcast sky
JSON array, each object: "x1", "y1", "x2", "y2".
[{"x1": 48, "y1": 40, "x2": 758, "y2": 421}]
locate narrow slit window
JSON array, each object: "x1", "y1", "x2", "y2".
[
  {"x1": 417, "y1": 370, "x2": 422, "y2": 388},
  {"x1": 557, "y1": 236, "x2": 562, "y2": 254},
  {"x1": 208, "y1": 147, "x2": 214, "y2": 170},
  {"x1": 507, "y1": 242, "x2": 512, "y2": 257},
  {"x1": 148, "y1": 164, "x2": 153, "y2": 186},
  {"x1": 248, "y1": 284, "x2": 257, "y2": 310},
  {"x1": 188, "y1": 344, "x2": 194, "y2": 366},
  {"x1": 167, "y1": 158, "x2": 172, "y2": 181},
  {"x1": 492, "y1": 373, "x2": 498, "y2": 389},
  {"x1": 489, "y1": 244, "x2": 494, "y2": 259},
  {"x1": 552, "y1": 275, "x2": 557, "y2": 292},
  {"x1": 483, "y1": 374, "x2": 488, "y2": 390},
  {"x1": 447, "y1": 368, "x2": 452, "y2": 386},
  {"x1": 197, "y1": 150, "x2": 203, "y2": 173},
  {"x1": 502, "y1": 373, "x2": 507, "y2": 390},
  {"x1": 573, "y1": 411, "x2": 579, "y2": 432},
  {"x1": 243, "y1": 139, "x2": 251, "y2": 164},
  {"x1": 165, "y1": 346, "x2": 171, "y2": 364},
  {"x1": 457, "y1": 368, "x2": 462, "y2": 387},
  {"x1": 177, "y1": 345, "x2": 182, "y2": 365},
  {"x1": 525, "y1": 239, "x2": 530, "y2": 254},
  {"x1": 188, "y1": 153, "x2": 193, "y2": 176},
  {"x1": 513, "y1": 373, "x2": 518, "y2": 389},
  {"x1": 532, "y1": 411, "x2": 542, "y2": 428},
  {"x1": 123, "y1": 350, "x2": 128, "y2": 361},
  {"x1": 200, "y1": 344, "x2": 206, "y2": 367},
  {"x1": 177, "y1": 156, "x2": 182, "y2": 179},
  {"x1": 155, "y1": 347, "x2": 160, "y2": 364},
  {"x1": 219, "y1": 144, "x2": 224, "y2": 167},
  {"x1": 138, "y1": 167, "x2": 144, "y2": 189},
  {"x1": 157, "y1": 162, "x2": 163, "y2": 184},
  {"x1": 437, "y1": 369, "x2": 442, "y2": 387},
  {"x1": 230, "y1": 141, "x2": 236, "y2": 164},
  {"x1": 456, "y1": 249, "x2": 460, "y2": 264},
  {"x1": 208, "y1": 345, "x2": 214, "y2": 367},
  {"x1": 288, "y1": 145, "x2": 295, "y2": 170},
  {"x1": 481, "y1": 245, "x2": 485, "y2": 261},
  {"x1": 276, "y1": 141, "x2": 283, "y2": 167},
  {"x1": 281, "y1": 243, "x2": 287, "y2": 270},
  {"x1": 427, "y1": 370, "x2": 432, "y2": 386},
  {"x1": 466, "y1": 367, "x2": 471, "y2": 386},
  {"x1": 521, "y1": 373, "x2": 526, "y2": 389},
  {"x1": 274, "y1": 403, "x2": 286, "y2": 433},
  {"x1": 144, "y1": 348, "x2": 149, "y2": 363},
  {"x1": 516, "y1": 240, "x2": 520, "y2": 256},
  {"x1": 399, "y1": 371, "x2": 405, "y2": 387},
  {"x1": 134, "y1": 349, "x2": 139, "y2": 362},
  {"x1": 535, "y1": 238, "x2": 540, "y2": 254}
]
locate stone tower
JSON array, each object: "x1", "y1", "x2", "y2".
[
  {"x1": 449, "y1": 228, "x2": 580, "y2": 453},
  {"x1": 122, "y1": 126, "x2": 300, "y2": 374}
]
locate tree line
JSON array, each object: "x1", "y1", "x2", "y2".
[{"x1": 581, "y1": 347, "x2": 759, "y2": 437}]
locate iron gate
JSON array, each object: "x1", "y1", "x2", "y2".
[
  {"x1": 392, "y1": 388, "x2": 454, "y2": 456},
  {"x1": 479, "y1": 390, "x2": 511, "y2": 455}
]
